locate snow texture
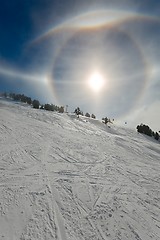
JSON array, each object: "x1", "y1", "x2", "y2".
[{"x1": 0, "y1": 99, "x2": 160, "y2": 240}]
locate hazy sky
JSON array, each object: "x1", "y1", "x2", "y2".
[{"x1": 0, "y1": 0, "x2": 160, "y2": 131}]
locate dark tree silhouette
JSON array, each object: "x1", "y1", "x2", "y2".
[
  {"x1": 137, "y1": 124, "x2": 152, "y2": 136},
  {"x1": 155, "y1": 132, "x2": 159, "y2": 141},
  {"x1": 85, "y1": 112, "x2": 90, "y2": 118},
  {"x1": 74, "y1": 107, "x2": 82, "y2": 118},
  {"x1": 32, "y1": 100, "x2": 40, "y2": 109},
  {"x1": 137, "y1": 124, "x2": 159, "y2": 141},
  {"x1": 59, "y1": 106, "x2": 64, "y2": 113},
  {"x1": 91, "y1": 114, "x2": 96, "y2": 119}
]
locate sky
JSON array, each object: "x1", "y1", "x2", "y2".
[{"x1": 0, "y1": 0, "x2": 160, "y2": 131}]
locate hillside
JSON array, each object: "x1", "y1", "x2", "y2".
[{"x1": 0, "y1": 99, "x2": 160, "y2": 240}]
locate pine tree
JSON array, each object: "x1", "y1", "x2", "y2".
[
  {"x1": 85, "y1": 112, "x2": 90, "y2": 118},
  {"x1": 91, "y1": 114, "x2": 96, "y2": 119},
  {"x1": 32, "y1": 100, "x2": 40, "y2": 109},
  {"x1": 155, "y1": 132, "x2": 159, "y2": 141}
]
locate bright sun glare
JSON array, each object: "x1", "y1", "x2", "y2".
[{"x1": 88, "y1": 72, "x2": 105, "y2": 93}]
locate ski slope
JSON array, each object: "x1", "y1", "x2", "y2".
[{"x1": 0, "y1": 99, "x2": 160, "y2": 240}]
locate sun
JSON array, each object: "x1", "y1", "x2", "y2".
[{"x1": 88, "y1": 71, "x2": 105, "y2": 92}]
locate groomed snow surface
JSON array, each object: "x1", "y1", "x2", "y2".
[{"x1": 0, "y1": 99, "x2": 160, "y2": 240}]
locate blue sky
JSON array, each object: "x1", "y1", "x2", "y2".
[{"x1": 0, "y1": 0, "x2": 160, "y2": 130}]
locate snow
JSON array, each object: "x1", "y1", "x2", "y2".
[{"x1": 0, "y1": 99, "x2": 160, "y2": 240}]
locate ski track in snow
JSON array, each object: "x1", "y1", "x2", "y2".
[{"x1": 0, "y1": 99, "x2": 160, "y2": 240}]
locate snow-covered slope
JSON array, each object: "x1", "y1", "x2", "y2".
[{"x1": 0, "y1": 99, "x2": 160, "y2": 240}]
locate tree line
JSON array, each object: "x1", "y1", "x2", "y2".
[
  {"x1": 3, "y1": 93, "x2": 98, "y2": 117},
  {"x1": 74, "y1": 107, "x2": 113, "y2": 123},
  {"x1": 74, "y1": 107, "x2": 96, "y2": 119},
  {"x1": 137, "y1": 124, "x2": 159, "y2": 141},
  {"x1": 3, "y1": 92, "x2": 64, "y2": 113}
]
